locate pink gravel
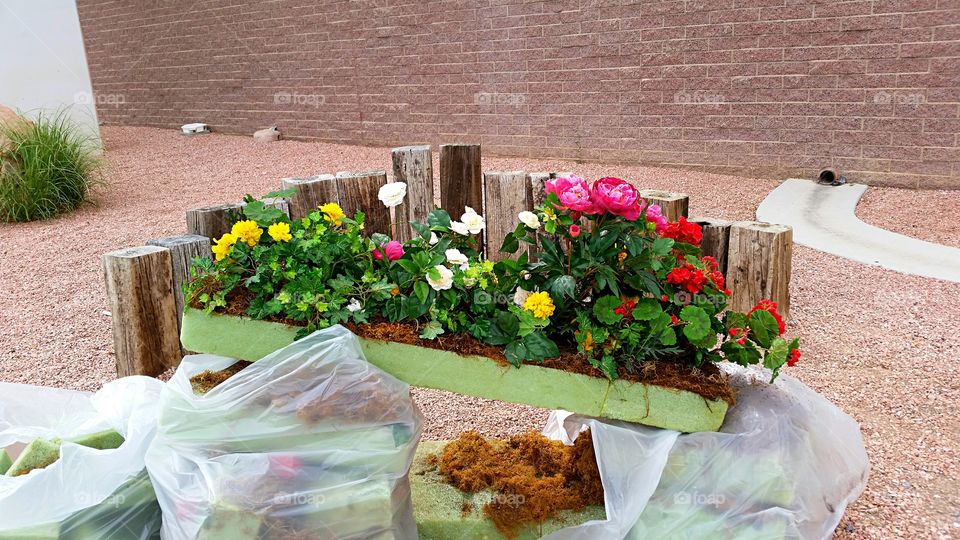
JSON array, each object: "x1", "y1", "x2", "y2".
[
  {"x1": 857, "y1": 186, "x2": 960, "y2": 250},
  {"x1": 0, "y1": 126, "x2": 958, "y2": 538}
]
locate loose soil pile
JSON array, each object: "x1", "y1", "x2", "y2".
[{"x1": 429, "y1": 429, "x2": 603, "y2": 538}]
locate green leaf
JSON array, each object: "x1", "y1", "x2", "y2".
[
  {"x1": 721, "y1": 341, "x2": 762, "y2": 366},
  {"x1": 763, "y1": 337, "x2": 790, "y2": 374},
  {"x1": 593, "y1": 296, "x2": 623, "y2": 325},
  {"x1": 504, "y1": 341, "x2": 526, "y2": 367},
  {"x1": 631, "y1": 298, "x2": 663, "y2": 321},
  {"x1": 263, "y1": 188, "x2": 297, "y2": 199},
  {"x1": 414, "y1": 281, "x2": 429, "y2": 304},
  {"x1": 680, "y1": 305, "x2": 711, "y2": 341},
  {"x1": 659, "y1": 327, "x2": 677, "y2": 346},
  {"x1": 487, "y1": 311, "x2": 520, "y2": 345},
  {"x1": 549, "y1": 275, "x2": 577, "y2": 299},
  {"x1": 748, "y1": 309, "x2": 779, "y2": 348},
  {"x1": 500, "y1": 233, "x2": 520, "y2": 254},
  {"x1": 652, "y1": 237, "x2": 675, "y2": 256},
  {"x1": 427, "y1": 209, "x2": 451, "y2": 228},
  {"x1": 419, "y1": 321, "x2": 445, "y2": 340},
  {"x1": 522, "y1": 333, "x2": 560, "y2": 361}
]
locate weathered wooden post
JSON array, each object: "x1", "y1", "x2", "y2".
[
  {"x1": 639, "y1": 190, "x2": 689, "y2": 222},
  {"x1": 726, "y1": 221, "x2": 793, "y2": 317},
  {"x1": 102, "y1": 246, "x2": 182, "y2": 376},
  {"x1": 525, "y1": 171, "x2": 574, "y2": 210},
  {"x1": 392, "y1": 145, "x2": 434, "y2": 242},
  {"x1": 336, "y1": 171, "x2": 391, "y2": 235},
  {"x1": 483, "y1": 171, "x2": 528, "y2": 260},
  {"x1": 256, "y1": 197, "x2": 291, "y2": 218},
  {"x1": 692, "y1": 217, "x2": 732, "y2": 276},
  {"x1": 439, "y1": 143, "x2": 482, "y2": 214},
  {"x1": 186, "y1": 203, "x2": 243, "y2": 240},
  {"x1": 282, "y1": 174, "x2": 339, "y2": 220},
  {"x1": 146, "y1": 235, "x2": 211, "y2": 340}
]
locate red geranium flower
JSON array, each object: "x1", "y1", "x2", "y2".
[
  {"x1": 661, "y1": 217, "x2": 703, "y2": 247},
  {"x1": 787, "y1": 348, "x2": 801, "y2": 367},
  {"x1": 614, "y1": 298, "x2": 637, "y2": 321},
  {"x1": 667, "y1": 264, "x2": 707, "y2": 294}
]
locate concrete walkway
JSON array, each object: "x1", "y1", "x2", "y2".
[{"x1": 756, "y1": 178, "x2": 960, "y2": 283}]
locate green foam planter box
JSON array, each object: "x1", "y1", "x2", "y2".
[
  {"x1": 0, "y1": 449, "x2": 11, "y2": 475},
  {"x1": 411, "y1": 441, "x2": 606, "y2": 539},
  {"x1": 181, "y1": 309, "x2": 729, "y2": 433},
  {"x1": 5, "y1": 438, "x2": 61, "y2": 477}
]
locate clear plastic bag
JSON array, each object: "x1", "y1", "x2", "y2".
[
  {"x1": 0, "y1": 377, "x2": 164, "y2": 539},
  {"x1": 542, "y1": 366, "x2": 869, "y2": 540},
  {"x1": 146, "y1": 325, "x2": 424, "y2": 540}
]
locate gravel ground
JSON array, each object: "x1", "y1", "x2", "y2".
[
  {"x1": 1, "y1": 127, "x2": 957, "y2": 538},
  {"x1": 857, "y1": 187, "x2": 960, "y2": 250}
]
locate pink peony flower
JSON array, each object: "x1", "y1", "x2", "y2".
[
  {"x1": 569, "y1": 224, "x2": 581, "y2": 238},
  {"x1": 645, "y1": 204, "x2": 668, "y2": 233},
  {"x1": 545, "y1": 175, "x2": 598, "y2": 214},
  {"x1": 591, "y1": 177, "x2": 644, "y2": 220},
  {"x1": 373, "y1": 240, "x2": 404, "y2": 261}
]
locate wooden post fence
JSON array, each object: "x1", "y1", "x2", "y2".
[
  {"x1": 336, "y1": 171, "x2": 391, "y2": 235},
  {"x1": 392, "y1": 145, "x2": 433, "y2": 242},
  {"x1": 639, "y1": 190, "x2": 689, "y2": 222},
  {"x1": 483, "y1": 171, "x2": 528, "y2": 261},
  {"x1": 146, "y1": 234, "x2": 211, "y2": 346},
  {"x1": 102, "y1": 246, "x2": 182, "y2": 377},
  {"x1": 693, "y1": 217, "x2": 732, "y2": 277},
  {"x1": 186, "y1": 203, "x2": 243, "y2": 240},
  {"x1": 282, "y1": 174, "x2": 339, "y2": 220},
  {"x1": 439, "y1": 143, "x2": 482, "y2": 214},
  {"x1": 726, "y1": 221, "x2": 793, "y2": 317}
]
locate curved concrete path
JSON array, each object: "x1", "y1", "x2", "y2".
[{"x1": 757, "y1": 178, "x2": 960, "y2": 283}]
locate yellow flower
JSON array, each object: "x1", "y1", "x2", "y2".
[
  {"x1": 618, "y1": 251, "x2": 628, "y2": 263},
  {"x1": 268, "y1": 222, "x2": 292, "y2": 242},
  {"x1": 582, "y1": 330, "x2": 594, "y2": 352},
  {"x1": 523, "y1": 291, "x2": 555, "y2": 319},
  {"x1": 231, "y1": 220, "x2": 263, "y2": 247},
  {"x1": 319, "y1": 202, "x2": 345, "y2": 226},
  {"x1": 211, "y1": 233, "x2": 238, "y2": 262}
]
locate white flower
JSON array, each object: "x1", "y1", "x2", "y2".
[
  {"x1": 346, "y1": 298, "x2": 362, "y2": 312},
  {"x1": 445, "y1": 248, "x2": 469, "y2": 267},
  {"x1": 429, "y1": 232, "x2": 439, "y2": 245},
  {"x1": 378, "y1": 182, "x2": 407, "y2": 208},
  {"x1": 460, "y1": 207, "x2": 485, "y2": 234},
  {"x1": 426, "y1": 265, "x2": 454, "y2": 291},
  {"x1": 513, "y1": 288, "x2": 531, "y2": 307},
  {"x1": 518, "y1": 211, "x2": 540, "y2": 229},
  {"x1": 450, "y1": 221, "x2": 470, "y2": 235}
]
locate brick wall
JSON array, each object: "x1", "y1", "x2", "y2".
[{"x1": 77, "y1": 0, "x2": 960, "y2": 188}]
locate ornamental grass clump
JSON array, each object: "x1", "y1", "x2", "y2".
[
  {"x1": 188, "y1": 176, "x2": 801, "y2": 384},
  {"x1": 0, "y1": 112, "x2": 102, "y2": 222}
]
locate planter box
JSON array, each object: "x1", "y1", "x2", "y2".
[{"x1": 181, "y1": 309, "x2": 729, "y2": 433}]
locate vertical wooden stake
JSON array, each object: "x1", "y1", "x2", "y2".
[
  {"x1": 483, "y1": 171, "x2": 528, "y2": 260},
  {"x1": 726, "y1": 221, "x2": 793, "y2": 317},
  {"x1": 336, "y1": 171, "x2": 391, "y2": 235},
  {"x1": 186, "y1": 203, "x2": 243, "y2": 240},
  {"x1": 439, "y1": 143, "x2": 482, "y2": 214},
  {"x1": 392, "y1": 145, "x2": 434, "y2": 243},
  {"x1": 638, "y1": 190, "x2": 689, "y2": 222},
  {"x1": 281, "y1": 174, "x2": 339, "y2": 220},
  {"x1": 146, "y1": 235, "x2": 212, "y2": 346},
  {"x1": 102, "y1": 246, "x2": 181, "y2": 376},
  {"x1": 692, "y1": 217, "x2": 732, "y2": 276},
  {"x1": 526, "y1": 172, "x2": 551, "y2": 209}
]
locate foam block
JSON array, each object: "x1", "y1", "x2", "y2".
[
  {"x1": 181, "y1": 309, "x2": 729, "y2": 432},
  {"x1": 411, "y1": 441, "x2": 606, "y2": 539},
  {"x1": 5, "y1": 438, "x2": 61, "y2": 477},
  {"x1": 68, "y1": 430, "x2": 125, "y2": 451},
  {"x1": 198, "y1": 504, "x2": 263, "y2": 540},
  {"x1": 0, "y1": 449, "x2": 11, "y2": 475}
]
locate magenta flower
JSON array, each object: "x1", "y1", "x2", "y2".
[
  {"x1": 645, "y1": 204, "x2": 668, "y2": 233},
  {"x1": 591, "y1": 177, "x2": 644, "y2": 220},
  {"x1": 373, "y1": 240, "x2": 405, "y2": 262},
  {"x1": 545, "y1": 175, "x2": 599, "y2": 214}
]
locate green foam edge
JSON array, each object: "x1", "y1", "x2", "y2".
[{"x1": 181, "y1": 309, "x2": 728, "y2": 433}]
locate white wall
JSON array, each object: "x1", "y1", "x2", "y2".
[{"x1": 0, "y1": 0, "x2": 101, "y2": 142}]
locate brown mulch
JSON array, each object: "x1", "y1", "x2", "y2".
[
  {"x1": 189, "y1": 360, "x2": 252, "y2": 394},
  {"x1": 429, "y1": 429, "x2": 604, "y2": 539}
]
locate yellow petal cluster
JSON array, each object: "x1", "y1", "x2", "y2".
[
  {"x1": 268, "y1": 222, "x2": 292, "y2": 242},
  {"x1": 231, "y1": 220, "x2": 263, "y2": 247},
  {"x1": 523, "y1": 291, "x2": 556, "y2": 319},
  {"x1": 319, "y1": 202, "x2": 345, "y2": 226},
  {"x1": 212, "y1": 233, "x2": 238, "y2": 262}
]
